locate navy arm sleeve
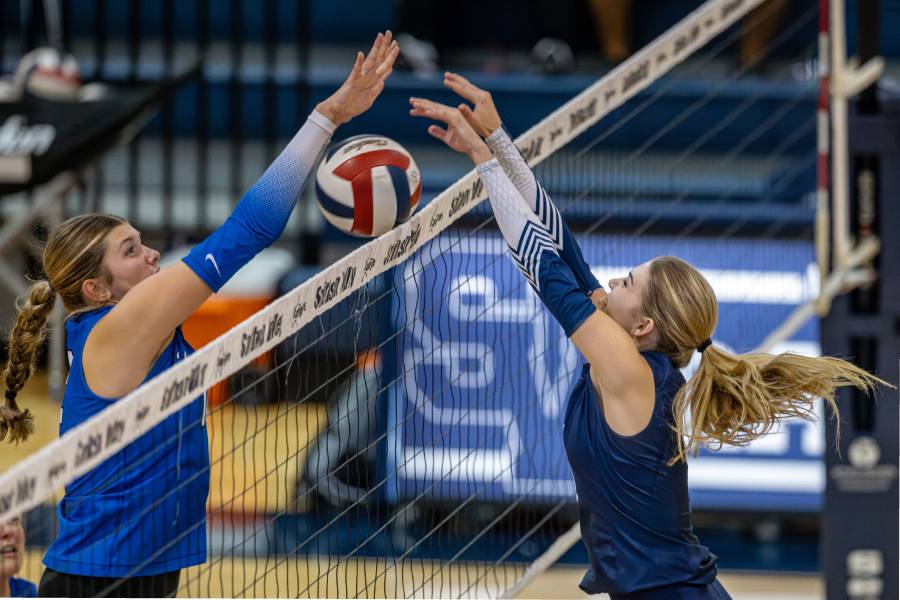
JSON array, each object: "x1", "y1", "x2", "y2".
[{"x1": 477, "y1": 158, "x2": 596, "y2": 337}]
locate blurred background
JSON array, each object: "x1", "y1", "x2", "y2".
[{"x1": 1, "y1": 1, "x2": 899, "y2": 598}]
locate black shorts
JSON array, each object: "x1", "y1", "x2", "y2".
[{"x1": 37, "y1": 568, "x2": 180, "y2": 598}]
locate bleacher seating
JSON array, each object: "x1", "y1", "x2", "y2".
[{"x1": 4, "y1": 0, "x2": 897, "y2": 243}]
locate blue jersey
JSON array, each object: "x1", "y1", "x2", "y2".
[
  {"x1": 9, "y1": 576, "x2": 36, "y2": 597},
  {"x1": 564, "y1": 352, "x2": 718, "y2": 595},
  {"x1": 44, "y1": 305, "x2": 209, "y2": 577}
]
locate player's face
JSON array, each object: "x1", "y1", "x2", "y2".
[
  {"x1": 101, "y1": 224, "x2": 161, "y2": 301},
  {"x1": 604, "y1": 260, "x2": 652, "y2": 336},
  {"x1": 0, "y1": 517, "x2": 24, "y2": 577}
]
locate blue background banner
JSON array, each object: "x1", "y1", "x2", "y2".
[{"x1": 386, "y1": 232, "x2": 823, "y2": 511}]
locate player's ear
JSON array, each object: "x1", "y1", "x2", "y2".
[
  {"x1": 632, "y1": 316, "x2": 655, "y2": 338},
  {"x1": 81, "y1": 278, "x2": 111, "y2": 304}
]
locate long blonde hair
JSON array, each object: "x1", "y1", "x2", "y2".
[
  {"x1": 1, "y1": 213, "x2": 125, "y2": 443},
  {"x1": 642, "y1": 256, "x2": 885, "y2": 464}
]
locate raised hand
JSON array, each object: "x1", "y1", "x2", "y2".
[
  {"x1": 409, "y1": 97, "x2": 493, "y2": 164},
  {"x1": 443, "y1": 71, "x2": 501, "y2": 138},
  {"x1": 316, "y1": 31, "x2": 400, "y2": 126}
]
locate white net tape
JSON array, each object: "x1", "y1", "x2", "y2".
[{"x1": 0, "y1": 0, "x2": 767, "y2": 544}]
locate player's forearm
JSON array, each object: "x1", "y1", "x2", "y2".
[
  {"x1": 485, "y1": 125, "x2": 539, "y2": 205},
  {"x1": 477, "y1": 158, "x2": 595, "y2": 336},
  {"x1": 183, "y1": 111, "x2": 336, "y2": 291},
  {"x1": 485, "y1": 126, "x2": 602, "y2": 295}
]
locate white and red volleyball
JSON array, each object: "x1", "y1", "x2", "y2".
[{"x1": 315, "y1": 135, "x2": 422, "y2": 237}]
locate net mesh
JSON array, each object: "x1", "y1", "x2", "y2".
[{"x1": 4, "y1": 0, "x2": 827, "y2": 596}]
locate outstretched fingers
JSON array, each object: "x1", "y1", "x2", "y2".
[
  {"x1": 362, "y1": 30, "x2": 394, "y2": 76},
  {"x1": 369, "y1": 31, "x2": 384, "y2": 55},
  {"x1": 427, "y1": 124, "x2": 449, "y2": 143},
  {"x1": 443, "y1": 72, "x2": 482, "y2": 102},
  {"x1": 375, "y1": 31, "x2": 393, "y2": 64},
  {"x1": 443, "y1": 80, "x2": 473, "y2": 105},
  {"x1": 349, "y1": 51, "x2": 365, "y2": 78},
  {"x1": 410, "y1": 99, "x2": 466, "y2": 131},
  {"x1": 362, "y1": 32, "x2": 384, "y2": 74},
  {"x1": 408, "y1": 97, "x2": 455, "y2": 122},
  {"x1": 458, "y1": 104, "x2": 481, "y2": 131},
  {"x1": 375, "y1": 41, "x2": 399, "y2": 80},
  {"x1": 411, "y1": 95, "x2": 490, "y2": 158}
]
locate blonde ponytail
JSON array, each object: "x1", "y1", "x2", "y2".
[
  {"x1": 641, "y1": 256, "x2": 888, "y2": 465},
  {"x1": 1, "y1": 280, "x2": 56, "y2": 443},
  {"x1": 669, "y1": 345, "x2": 885, "y2": 464}
]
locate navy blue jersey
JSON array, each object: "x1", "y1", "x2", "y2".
[
  {"x1": 9, "y1": 576, "x2": 37, "y2": 597},
  {"x1": 43, "y1": 305, "x2": 209, "y2": 577},
  {"x1": 564, "y1": 352, "x2": 717, "y2": 595}
]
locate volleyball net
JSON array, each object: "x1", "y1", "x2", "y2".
[{"x1": 2, "y1": 0, "x2": 871, "y2": 596}]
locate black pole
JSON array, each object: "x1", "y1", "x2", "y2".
[
  {"x1": 850, "y1": 0, "x2": 880, "y2": 314},
  {"x1": 21, "y1": 0, "x2": 36, "y2": 53},
  {"x1": 59, "y1": 0, "x2": 70, "y2": 54},
  {"x1": 94, "y1": 0, "x2": 106, "y2": 81},
  {"x1": 857, "y1": 0, "x2": 879, "y2": 114},
  {"x1": 822, "y1": 50, "x2": 897, "y2": 600},
  {"x1": 0, "y1": 3, "x2": 7, "y2": 71}
]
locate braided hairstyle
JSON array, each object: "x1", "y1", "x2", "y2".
[
  {"x1": 0, "y1": 281, "x2": 54, "y2": 442},
  {"x1": 1, "y1": 213, "x2": 125, "y2": 443}
]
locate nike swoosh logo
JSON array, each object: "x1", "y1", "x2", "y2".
[{"x1": 205, "y1": 253, "x2": 221, "y2": 277}]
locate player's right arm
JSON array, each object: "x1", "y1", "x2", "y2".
[{"x1": 85, "y1": 32, "x2": 399, "y2": 398}]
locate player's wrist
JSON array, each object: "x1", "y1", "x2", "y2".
[
  {"x1": 483, "y1": 116, "x2": 501, "y2": 136},
  {"x1": 468, "y1": 143, "x2": 493, "y2": 165},
  {"x1": 308, "y1": 110, "x2": 338, "y2": 136},
  {"x1": 315, "y1": 99, "x2": 348, "y2": 127},
  {"x1": 485, "y1": 125, "x2": 507, "y2": 146}
]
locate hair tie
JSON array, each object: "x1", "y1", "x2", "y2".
[
  {"x1": 697, "y1": 338, "x2": 712, "y2": 353},
  {"x1": 46, "y1": 280, "x2": 56, "y2": 295},
  {"x1": 4, "y1": 389, "x2": 16, "y2": 401}
]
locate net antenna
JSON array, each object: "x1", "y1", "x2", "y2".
[{"x1": 769, "y1": 0, "x2": 885, "y2": 348}]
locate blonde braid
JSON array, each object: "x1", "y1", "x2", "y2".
[{"x1": 1, "y1": 280, "x2": 56, "y2": 443}]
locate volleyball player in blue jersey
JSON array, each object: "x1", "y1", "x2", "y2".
[
  {"x1": 0, "y1": 32, "x2": 398, "y2": 598},
  {"x1": 411, "y1": 74, "x2": 881, "y2": 600}
]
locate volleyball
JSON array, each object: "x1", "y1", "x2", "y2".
[{"x1": 315, "y1": 135, "x2": 422, "y2": 237}]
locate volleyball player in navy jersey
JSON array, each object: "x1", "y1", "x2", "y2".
[
  {"x1": 0, "y1": 32, "x2": 398, "y2": 598},
  {"x1": 411, "y1": 74, "x2": 881, "y2": 600}
]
